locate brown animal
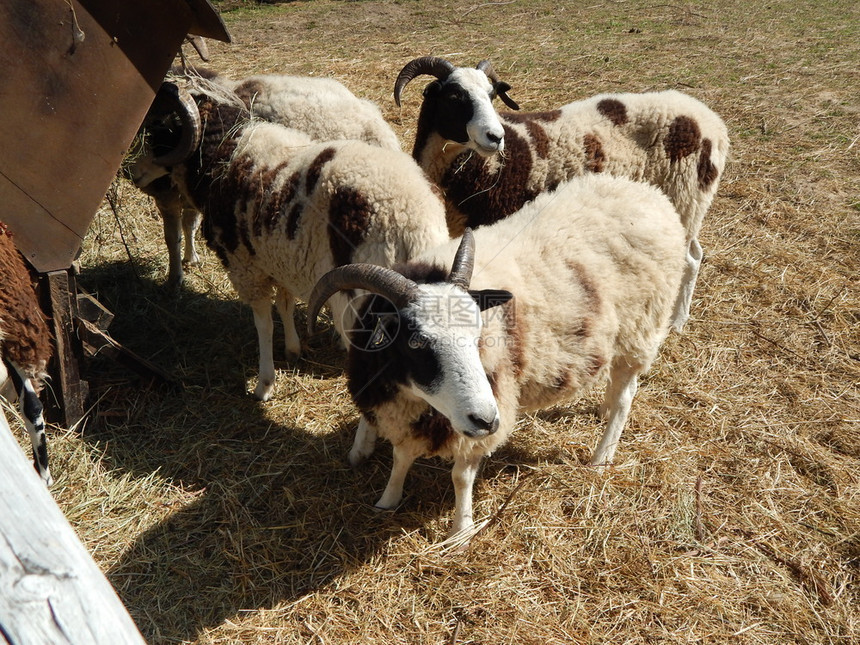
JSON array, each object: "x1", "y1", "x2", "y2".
[{"x1": 0, "y1": 222, "x2": 53, "y2": 484}]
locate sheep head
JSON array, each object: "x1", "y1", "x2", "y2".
[
  {"x1": 394, "y1": 57, "x2": 520, "y2": 156},
  {"x1": 308, "y1": 229, "x2": 514, "y2": 439},
  {"x1": 124, "y1": 82, "x2": 202, "y2": 189}
]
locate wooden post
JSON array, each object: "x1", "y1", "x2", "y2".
[
  {"x1": 0, "y1": 413, "x2": 147, "y2": 644},
  {"x1": 45, "y1": 270, "x2": 88, "y2": 429}
]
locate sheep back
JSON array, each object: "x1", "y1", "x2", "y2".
[
  {"x1": 363, "y1": 174, "x2": 686, "y2": 460},
  {"x1": 191, "y1": 120, "x2": 448, "y2": 308},
  {"x1": 0, "y1": 225, "x2": 52, "y2": 382},
  {"x1": 435, "y1": 90, "x2": 728, "y2": 241},
  {"x1": 232, "y1": 75, "x2": 402, "y2": 152}
]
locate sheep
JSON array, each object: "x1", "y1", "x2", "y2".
[
  {"x1": 307, "y1": 173, "x2": 687, "y2": 539},
  {"x1": 0, "y1": 222, "x2": 54, "y2": 485},
  {"x1": 133, "y1": 78, "x2": 449, "y2": 401},
  {"x1": 393, "y1": 56, "x2": 729, "y2": 330},
  {"x1": 127, "y1": 67, "x2": 401, "y2": 290}
]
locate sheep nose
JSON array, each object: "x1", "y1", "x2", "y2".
[
  {"x1": 486, "y1": 131, "x2": 502, "y2": 145},
  {"x1": 468, "y1": 412, "x2": 499, "y2": 435}
]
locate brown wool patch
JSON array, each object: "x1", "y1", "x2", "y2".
[
  {"x1": 270, "y1": 171, "x2": 301, "y2": 234},
  {"x1": 442, "y1": 125, "x2": 536, "y2": 228},
  {"x1": 552, "y1": 369, "x2": 573, "y2": 389},
  {"x1": 0, "y1": 234, "x2": 53, "y2": 369},
  {"x1": 286, "y1": 203, "x2": 303, "y2": 240},
  {"x1": 525, "y1": 121, "x2": 551, "y2": 159},
  {"x1": 503, "y1": 300, "x2": 526, "y2": 379},
  {"x1": 232, "y1": 79, "x2": 266, "y2": 108},
  {"x1": 410, "y1": 410, "x2": 454, "y2": 453},
  {"x1": 588, "y1": 354, "x2": 606, "y2": 378},
  {"x1": 255, "y1": 162, "x2": 291, "y2": 238},
  {"x1": 583, "y1": 134, "x2": 606, "y2": 173},
  {"x1": 697, "y1": 138, "x2": 719, "y2": 189},
  {"x1": 503, "y1": 110, "x2": 562, "y2": 123},
  {"x1": 328, "y1": 186, "x2": 373, "y2": 266},
  {"x1": 306, "y1": 147, "x2": 337, "y2": 195},
  {"x1": 597, "y1": 98, "x2": 628, "y2": 126},
  {"x1": 664, "y1": 115, "x2": 702, "y2": 162},
  {"x1": 201, "y1": 153, "x2": 255, "y2": 257}
]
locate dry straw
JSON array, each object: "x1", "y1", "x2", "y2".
[{"x1": 11, "y1": 1, "x2": 856, "y2": 643}]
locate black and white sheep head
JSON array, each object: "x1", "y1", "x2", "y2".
[
  {"x1": 124, "y1": 81, "x2": 203, "y2": 189},
  {"x1": 307, "y1": 229, "x2": 514, "y2": 439},
  {"x1": 394, "y1": 57, "x2": 520, "y2": 157}
]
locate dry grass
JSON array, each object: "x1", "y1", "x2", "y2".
[{"x1": 6, "y1": 0, "x2": 858, "y2": 642}]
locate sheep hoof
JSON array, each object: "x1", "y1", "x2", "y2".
[
  {"x1": 163, "y1": 276, "x2": 183, "y2": 293},
  {"x1": 284, "y1": 349, "x2": 301, "y2": 363},
  {"x1": 589, "y1": 456, "x2": 613, "y2": 468},
  {"x1": 253, "y1": 381, "x2": 274, "y2": 402},
  {"x1": 374, "y1": 493, "x2": 401, "y2": 511},
  {"x1": 348, "y1": 447, "x2": 372, "y2": 468}
]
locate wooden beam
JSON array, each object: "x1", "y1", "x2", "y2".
[
  {"x1": 0, "y1": 412, "x2": 146, "y2": 644},
  {"x1": 46, "y1": 270, "x2": 88, "y2": 429},
  {"x1": 77, "y1": 319, "x2": 180, "y2": 391}
]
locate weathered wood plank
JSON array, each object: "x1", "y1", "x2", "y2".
[
  {"x1": 0, "y1": 412, "x2": 147, "y2": 644},
  {"x1": 46, "y1": 270, "x2": 87, "y2": 429}
]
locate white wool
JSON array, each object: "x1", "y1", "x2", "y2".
[{"x1": 353, "y1": 174, "x2": 688, "y2": 538}]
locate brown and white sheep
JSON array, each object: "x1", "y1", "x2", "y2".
[
  {"x1": 132, "y1": 79, "x2": 449, "y2": 401},
  {"x1": 393, "y1": 57, "x2": 729, "y2": 330},
  {"x1": 307, "y1": 173, "x2": 687, "y2": 540},
  {"x1": 0, "y1": 222, "x2": 53, "y2": 485}
]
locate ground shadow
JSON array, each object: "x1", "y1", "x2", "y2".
[{"x1": 72, "y1": 261, "x2": 455, "y2": 643}]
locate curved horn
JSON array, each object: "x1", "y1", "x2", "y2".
[
  {"x1": 307, "y1": 264, "x2": 421, "y2": 334},
  {"x1": 185, "y1": 35, "x2": 210, "y2": 61},
  {"x1": 393, "y1": 56, "x2": 456, "y2": 107},
  {"x1": 447, "y1": 228, "x2": 476, "y2": 289},
  {"x1": 150, "y1": 82, "x2": 202, "y2": 166},
  {"x1": 476, "y1": 59, "x2": 520, "y2": 111}
]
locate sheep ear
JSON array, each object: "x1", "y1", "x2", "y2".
[
  {"x1": 469, "y1": 289, "x2": 513, "y2": 311},
  {"x1": 423, "y1": 80, "x2": 443, "y2": 98},
  {"x1": 495, "y1": 83, "x2": 520, "y2": 111}
]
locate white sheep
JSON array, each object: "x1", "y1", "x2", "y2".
[
  {"x1": 394, "y1": 57, "x2": 729, "y2": 330},
  {"x1": 133, "y1": 79, "x2": 449, "y2": 401},
  {"x1": 0, "y1": 222, "x2": 54, "y2": 485},
  {"x1": 128, "y1": 67, "x2": 401, "y2": 290},
  {"x1": 307, "y1": 173, "x2": 687, "y2": 540}
]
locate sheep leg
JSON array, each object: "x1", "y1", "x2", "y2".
[
  {"x1": 154, "y1": 192, "x2": 185, "y2": 291},
  {"x1": 591, "y1": 363, "x2": 640, "y2": 466},
  {"x1": 670, "y1": 237, "x2": 703, "y2": 331},
  {"x1": 250, "y1": 298, "x2": 277, "y2": 401},
  {"x1": 349, "y1": 414, "x2": 378, "y2": 467},
  {"x1": 274, "y1": 286, "x2": 301, "y2": 361},
  {"x1": 449, "y1": 452, "x2": 483, "y2": 537},
  {"x1": 180, "y1": 207, "x2": 202, "y2": 269},
  {"x1": 375, "y1": 441, "x2": 422, "y2": 510},
  {"x1": 4, "y1": 359, "x2": 51, "y2": 485}
]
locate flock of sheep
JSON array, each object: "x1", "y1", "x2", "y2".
[{"x1": 1, "y1": 54, "x2": 729, "y2": 542}]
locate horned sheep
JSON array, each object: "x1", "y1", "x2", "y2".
[
  {"x1": 307, "y1": 173, "x2": 687, "y2": 540},
  {"x1": 133, "y1": 79, "x2": 449, "y2": 401},
  {"x1": 393, "y1": 56, "x2": 729, "y2": 330},
  {"x1": 129, "y1": 67, "x2": 401, "y2": 290},
  {"x1": 0, "y1": 223, "x2": 53, "y2": 485}
]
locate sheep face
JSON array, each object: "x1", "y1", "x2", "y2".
[
  {"x1": 124, "y1": 113, "x2": 189, "y2": 189},
  {"x1": 423, "y1": 68, "x2": 505, "y2": 156},
  {"x1": 347, "y1": 280, "x2": 513, "y2": 439}
]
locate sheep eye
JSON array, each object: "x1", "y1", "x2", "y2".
[{"x1": 370, "y1": 321, "x2": 388, "y2": 347}]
